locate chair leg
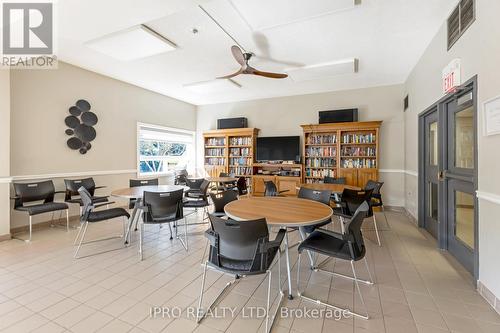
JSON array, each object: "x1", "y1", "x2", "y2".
[
  {"x1": 201, "y1": 239, "x2": 208, "y2": 264},
  {"x1": 168, "y1": 223, "x2": 173, "y2": 240},
  {"x1": 298, "y1": 251, "x2": 370, "y2": 320},
  {"x1": 73, "y1": 222, "x2": 84, "y2": 245},
  {"x1": 363, "y1": 257, "x2": 374, "y2": 284},
  {"x1": 197, "y1": 261, "x2": 239, "y2": 323},
  {"x1": 265, "y1": 268, "x2": 272, "y2": 333},
  {"x1": 351, "y1": 260, "x2": 369, "y2": 319},
  {"x1": 373, "y1": 215, "x2": 381, "y2": 246},
  {"x1": 139, "y1": 221, "x2": 144, "y2": 261},
  {"x1": 284, "y1": 230, "x2": 293, "y2": 300},
  {"x1": 66, "y1": 209, "x2": 70, "y2": 232},
  {"x1": 176, "y1": 217, "x2": 188, "y2": 251},
  {"x1": 74, "y1": 222, "x2": 89, "y2": 258},
  {"x1": 299, "y1": 227, "x2": 316, "y2": 268},
  {"x1": 28, "y1": 216, "x2": 32, "y2": 243}
]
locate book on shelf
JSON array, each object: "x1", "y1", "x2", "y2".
[
  {"x1": 229, "y1": 157, "x2": 252, "y2": 166},
  {"x1": 305, "y1": 157, "x2": 336, "y2": 168},
  {"x1": 341, "y1": 158, "x2": 377, "y2": 168},
  {"x1": 229, "y1": 137, "x2": 252, "y2": 146},
  {"x1": 229, "y1": 166, "x2": 252, "y2": 176},
  {"x1": 205, "y1": 148, "x2": 225, "y2": 156},
  {"x1": 205, "y1": 137, "x2": 225, "y2": 146},
  {"x1": 342, "y1": 133, "x2": 376, "y2": 144},
  {"x1": 306, "y1": 134, "x2": 337, "y2": 145},
  {"x1": 305, "y1": 146, "x2": 336, "y2": 157},
  {"x1": 229, "y1": 147, "x2": 250, "y2": 156},
  {"x1": 341, "y1": 146, "x2": 376, "y2": 157},
  {"x1": 205, "y1": 157, "x2": 225, "y2": 165},
  {"x1": 305, "y1": 168, "x2": 336, "y2": 178}
]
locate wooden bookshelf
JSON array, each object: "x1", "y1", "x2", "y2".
[
  {"x1": 301, "y1": 121, "x2": 382, "y2": 187},
  {"x1": 203, "y1": 128, "x2": 259, "y2": 187}
]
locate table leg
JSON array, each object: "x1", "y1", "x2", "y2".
[
  {"x1": 284, "y1": 230, "x2": 294, "y2": 300},
  {"x1": 124, "y1": 199, "x2": 140, "y2": 245},
  {"x1": 299, "y1": 227, "x2": 315, "y2": 268}
]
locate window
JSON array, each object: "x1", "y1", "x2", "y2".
[{"x1": 137, "y1": 123, "x2": 195, "y2": 176}]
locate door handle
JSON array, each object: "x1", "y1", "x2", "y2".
[{"x1": 438, "y1": 170, "x2": 446, "y2": 181}]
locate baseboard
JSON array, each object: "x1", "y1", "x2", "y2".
[
  {"x1": 403, "y1": 208, "x2": 418, "y2": 225},
  {"x1": 0, "y1": 233, "x2": 11, "y2": 242},
  {"x1": 478, "y1": 280, "x2": 500, "y2": 315}
]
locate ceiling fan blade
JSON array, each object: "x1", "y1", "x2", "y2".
[
  {"x1": 252, "y1": 69, "x2": 288, "y2": 79},
  {"x1": 217, "y1": 68, "x2": 244, "y2": 79},
  {"x1": 231, "y1": 45, "x2": 246, "y2": 66}
]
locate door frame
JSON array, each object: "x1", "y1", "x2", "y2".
[{"x1": 418, "y1": 75, "x2": 478, "y2": 282}]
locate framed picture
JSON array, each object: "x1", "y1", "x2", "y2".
[{"x1": 483, "y1": 95, "x2": 500, "y2": 136}]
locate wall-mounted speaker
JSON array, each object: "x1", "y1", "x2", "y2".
[
  {"x1": 217, "y1": 117, "x2": 248, "y2": 129},
  {"x1": 319, "y1": 109, "x2": 358, "y2": 124}
]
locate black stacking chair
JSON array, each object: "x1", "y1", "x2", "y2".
[
  {"x1": 12, "y1": 181, "x2": 69, "y2": 242},
  {"x1": 236, "y1": 176, "x2": 249, "y2": 196},
  {"x1": 185, "y1": 178, "x2": 204, "y2": 198},
  {"x1": 334, "y1": 188, "x2": 380, "y2": 246},
  {"x1": 74, "y1": 187, "x2": 130, "y2": 259},
  {"x1": 365, "y1": 180, "x2": 388, "y2": 226},
  {"x1": 140, "y1": 189, "x2": 187, "y2": 258},
  {"x1": 264, "y1": 180, "x2": 288, "y2": 197},
  {"x1": 129, "y1": 178, "x2": 159, "y2": 209},
  {"x1": 197, "y1": 214, "x2": 286, "y2": 332},
  {"x1": 297, "y1": 187, "x2": 332, "y2": 233},
  {"x1": 183, "y1": 179, "x2": 211, "y2": 221},
  {"x1": 174, "y1": 170, "x2": 188, "y2": 186},
  {"x1": 64, "y1": 178, "x2": 108, "y2": 214},
  {"x1": 209, "y1": 191, "x2": 238, "y2": 217},
  {"x1": 323, "y1": 176, "x2": 346, "y2": 184},
  {"x1": 297, "y1": 202, "x2": 372, "y2": 320}
]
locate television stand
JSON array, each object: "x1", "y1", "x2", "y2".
[{"x1": 252, "y1": 163, "x2": 303, "y2": 196}]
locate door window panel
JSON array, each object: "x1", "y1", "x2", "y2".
[
  {"x1": 455, "y1": 107, "x2": 474, "y2": 168},
  {"x1": 429, "y1": 182, "x2": 438, "y2": 220},
  {"x1": 454, "y1": 191, "x2": 474, "y2": 249},
  {"x1": 429, "y1": 122, "x2": 438, "y2": 165}
]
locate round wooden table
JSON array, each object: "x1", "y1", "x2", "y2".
[
  {"x1": 298, "y1": 183, "x2": 360, "y2": 193},
  {"x1": 225, "y1": 197, "x2": 333, "y2": 299},
  {"x1": 111, "y1": 185, "x2": 187, "y2": 199},
  {"x1": 111, "y1": 185, "x2": 188, "y2": 244}
]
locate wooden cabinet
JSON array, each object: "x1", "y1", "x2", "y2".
[
  {"x1": 252, "y1": 175, "x2": 275, "y2": 196},
  {"x1": 338, "y1": 168, "x2": 378, "y2": 188},
  {"x1": 338, "y1": 169, "x2": 358, "y2": 186},
  {"x1": 276, "y1": 176, "x2": 301, "y2": 196}
]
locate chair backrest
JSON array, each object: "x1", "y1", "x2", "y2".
[
  {"x1": 129, "y1": 178, "x2": 159, "y2": 187},
  {"x1": 236, "y1": 177, "x2": 248, "y2": 195},
  {"x1": 13, "y1": 180, "x2": 56, "y2": 208},
  {"x1": 64, "y1": 178, "x2": 97, "y2": 200},
  {"x1": 186, "y1": 178, "x2": 204, "y2": 190},
  {"x1": 175, "y1": 169, "x2": 188, "y2": 177},
  {"x1": 324, "y1": 176, "x2": 346, "y2": 184},
  {"x1": 175, "y1": 174, "x2": 188, "y2": 185},
  {"x1": 199, "y1": 179, "x2": 210, "y2": 196},
  {"x1": 77, "y1": 186, "x2": 94, "y2": 220},
  {"x1": 264, "y1": 181, "x2": 278, "y2": 197},
  {"x1": 341, "y1": 188, "x2": 374, "y2": 216},
  {"x1": 143, "y1": 189, "x2": 184, "y2": 222},
  {"x1": 345, "y1": 201, "x2": 370, "y2": 259},
  {"x1": 209, "y1": 191, "x2": 238, "y2": 214},
  {"x1": 208, "y1": 214, "x2": 269, "y2": 262},
  {"x1": 364, "y1": 180, "x2": 383, "y2": 195},
  {"x1": 298, "y1": 187, "x2": 332, "y2": 205}
]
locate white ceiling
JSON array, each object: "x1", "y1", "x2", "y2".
[{"x1": 58, "y1": 0, "x2": 458, "y2": 105}]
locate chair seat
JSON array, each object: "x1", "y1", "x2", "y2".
[
  {"x1": 142, "y1": 212, "x2": 179, "y2": 224},
  {"x1": 88, "y1": 208, "x2": 130, "y2": 222},
  {"x1": 209, "y1": 247, "x2": 280, "y2": 276},
  {"x1": 16, "y1": 202, "x2": 69, "y2": 216},
  {"x1": 183, "y1": 199, "x2": 209, "y2": 208},
  {"x1": 67, "y1": 196, "x2": 108, "y2": 206},
  {"x1": 298, "y1": 230, "x2": 362, "y2": 261}
]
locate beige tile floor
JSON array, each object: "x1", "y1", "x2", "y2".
[{"x1": 0, "y1": 209, "x2": 499, "y2": 333}]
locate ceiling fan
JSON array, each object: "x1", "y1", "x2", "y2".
[{"x1": 218, "y1": 45, "x2": 288, "y2": 80}]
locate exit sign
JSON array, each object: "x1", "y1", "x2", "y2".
[{"x1": 442, "y1": 58, "x2": 461, "y2": 94}]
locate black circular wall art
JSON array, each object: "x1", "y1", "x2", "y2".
[{"x1": 65, "y1": 99, "x2": 98, "y2": 154}]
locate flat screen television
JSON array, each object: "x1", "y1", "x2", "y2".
[{"x1": 256, "y1": 136, "x2": 300, "y2": 162}]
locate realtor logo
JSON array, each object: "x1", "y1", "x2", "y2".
[
  {"x1": 2, "y1": 2, "x2": 53, "y2": 54},
  {"x1": 1, "y1": 2, "x2": 56, "y2": 68}
]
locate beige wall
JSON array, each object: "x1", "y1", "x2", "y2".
[
  {"x1": 197, "y1": 84, "x2": 406, "y2": 206},
  {"x1": 0, "y1": 69, "x2": 10, "y2": 237},
  {"x1": 8, "y1": 62, "x2": 197, "y2": 229},
  {"x1": 404, "y1": 2, "x2": 500, "y2": 298}
]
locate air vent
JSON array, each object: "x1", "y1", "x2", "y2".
[{"x1": 447, "y1": 0, "x2": 475, "y2": 50}]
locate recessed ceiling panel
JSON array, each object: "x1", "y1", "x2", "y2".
[
  {"x1": 228, "y1": 0, "x2": 358, "y2": 30},
  {"x1": 184, "y1": 79, "x2": 241, "y2": 94},
  {"x1": 287, "y1": 59, "x2": 358, "y2": 82}
]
